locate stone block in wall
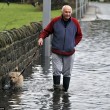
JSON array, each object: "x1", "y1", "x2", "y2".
[
  {"x1": 0, "y1": 32, "x2": 12, "y2": 48},
  {"x1": 30, "y1": 22, "x2": 42, "y2": 33}
]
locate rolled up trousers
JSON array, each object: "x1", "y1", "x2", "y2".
[{"x1": 52, "y1": 53, "x2": 75, "y2": 77}]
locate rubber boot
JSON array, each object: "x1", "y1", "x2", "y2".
[
  {"x1": 63, "y1": 77, "x2": 70, "y2": 92},
  {"x1": 53, "y1": 76, "x2": 60, "y2": 91}
]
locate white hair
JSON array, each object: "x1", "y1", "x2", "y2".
[{"x1": 61, "y1": 5, "x2": 72, "y2": 13}]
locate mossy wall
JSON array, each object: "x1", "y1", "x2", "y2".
[{"x1": 0, "y1": 22, "x2": 42, "y2": 76}]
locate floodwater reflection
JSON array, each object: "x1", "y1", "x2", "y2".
[{"x1": 51, "y1": 92, "x2": 71, "y2": 110}]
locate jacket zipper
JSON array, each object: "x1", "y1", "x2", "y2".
[{"x1": 63, "y1": 28, "x2": 66, "y2": 50}]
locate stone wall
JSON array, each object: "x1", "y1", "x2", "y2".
[{"x1": 0, "y1": 22, "x2": 42, "y2": 76}]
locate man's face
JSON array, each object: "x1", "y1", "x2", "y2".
[{"x1": 62, "y1": 7, "x2": 72, "y2": 21}]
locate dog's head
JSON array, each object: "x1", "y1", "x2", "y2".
[
  {"x1": 9, "y1": 72, "x2": 21, "y2": 84},
  {"x1": 1, "y1": 66, "x2": 23, "y2": 91}
]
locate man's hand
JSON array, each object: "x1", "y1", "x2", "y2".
[{"x1": 38, "y1": 38, "x2": 43, "y2": 46}]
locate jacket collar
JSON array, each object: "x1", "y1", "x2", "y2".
[{"x1": 61, "y1": 15, "x2": 71, "y2": 22}]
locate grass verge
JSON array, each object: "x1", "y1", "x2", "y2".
[{"x1": 0, "y1": 3, "x2": 61, "y2": 31}]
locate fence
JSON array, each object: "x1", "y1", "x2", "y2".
[{"x1": 75, "y1": 0, "x2": 89, "y2": 20}]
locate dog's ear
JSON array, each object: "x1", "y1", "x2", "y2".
[{"x1": 14, "y1": 66, "x2": 19, "y2": 72}]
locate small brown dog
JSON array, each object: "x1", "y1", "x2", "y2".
[
  {"x1": 9, "y1": 71, "x2": 24, "y2": 89},
  {"x1": 1, "y1": 67, "x2": 24, "y2": 90}
]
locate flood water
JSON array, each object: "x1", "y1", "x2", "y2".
[{"x1": 0, "y1": 20, "x2": 110, "y2": 110}]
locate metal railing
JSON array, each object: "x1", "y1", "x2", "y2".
[{"x1": 75, "y1": 0, "x2": 89, "y2": 20}]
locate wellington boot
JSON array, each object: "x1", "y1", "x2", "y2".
[
  {"x1": 53, "y1": 76, "x2": 60, "y2": 91},
  {"x1": 63, "y1": 77, "x2": 70, "y2": 92}
]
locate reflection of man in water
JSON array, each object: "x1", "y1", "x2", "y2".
[{"x1": 52, "y1": 92, "x2": 71, "y2": 110}]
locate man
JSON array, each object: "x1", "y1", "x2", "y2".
[{"x1": 38, "y1": 5, "x2": 82, "y2": 92}]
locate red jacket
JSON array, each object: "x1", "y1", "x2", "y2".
[{"x1": 39, "y1": 16, "x2": 82, "y2": 56}]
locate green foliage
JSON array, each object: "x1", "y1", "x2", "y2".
[
  {"x1": 0, "y1": 3, "x2": 42, "y2": 31},
  {"x1": 0, "y1": 3, "x2": 61, "y2": 31}
]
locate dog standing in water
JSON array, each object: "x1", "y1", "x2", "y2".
[{"x1": 1, "y1": 67, "x2": 24, "y2": 91}]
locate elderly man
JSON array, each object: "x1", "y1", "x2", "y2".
[{"x1": 38, "y1": 5, "x2": 82, "y2": 92}]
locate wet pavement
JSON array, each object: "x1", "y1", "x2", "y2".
[
  {"x1": 0, "y1": 20, "x2": 110, "y2": 110},
  {"x1": 81, "y1": 2, "x2": 110, "y2": 21}
]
